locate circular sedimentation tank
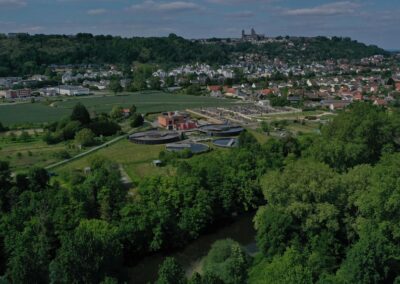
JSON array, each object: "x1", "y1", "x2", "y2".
[
  {"x1": 129, "y1": 130, "x2": 181, "y2": 145},
  {"x1": 213, "y1": 138, "x2": 239, "y2": 148},
  {"x1": 198, "y1": 124, "x2": 244, "y2": 137},
  {"x1": 166, "y1": 142, "x2": 209, "y2": 154}
]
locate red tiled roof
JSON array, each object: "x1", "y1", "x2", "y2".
[
  {"x1": 260, "y1": 89, "x2": 273, "y2": 95},
  {"x1": 208, "y1": 85, "x2": 221, "y2": 92},
  {"x1": 223, "y1": 87, "x2": 236, "y2": 94},
  {"x1": 374, "y1": 99, "x2": 387, "y2": 106}
]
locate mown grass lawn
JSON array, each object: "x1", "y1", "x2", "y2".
[{"x1": 55, "y1": 139, "x2": 175, "y2": 183}]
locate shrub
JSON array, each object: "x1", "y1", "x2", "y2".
[
  {"x1": 75, "y1": 128, "x2": 95, "y2": 147},
  {"x1": 130, "y1": 114, "x2": 144, "y2": 128}
]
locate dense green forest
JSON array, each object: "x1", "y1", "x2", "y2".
[
  {"x1": 0, "y1": 33, "x2": 388, "y2": 76},
  {"x1": 1, "y1": 103, "x2": 400, "y2": 283}
]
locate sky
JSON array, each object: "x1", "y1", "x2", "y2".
[{"x1": 0, "y1": 0, "x2": 399, "y2": 49}]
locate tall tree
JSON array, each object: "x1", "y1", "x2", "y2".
[
  {"x1": 49, "y1": 219, "x2": 122, "y2": 283},
  {"x1": 70, "y1": 103, "x2": 91, "y2": 125},
  {"x1": 203, "y1": 239, "x2": 250, "y2": 284},
  {"x1": 0, "y1": 161, "x2": 12, "y2": 212},
  {"x1": 156, "y1": 257, "x2": 186, "y2": 284}
]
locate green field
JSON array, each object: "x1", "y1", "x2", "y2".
[
  {"x1": 55, "y1": 138, "x2": 230, "y2": 184},
  {"x1": 0, "y1": 92, "x2": 240, "y2": 126},
  {"x1": 0, "y1": 136, "x2": 67, "y2": 172},
  {"x1": 55, "y1": 139, "x2": 173, "y2": 183}
]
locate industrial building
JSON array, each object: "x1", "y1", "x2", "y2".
[{"x1": 158, "y1": 111, "x2": 197, "y2": 131}]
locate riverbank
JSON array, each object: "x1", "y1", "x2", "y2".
[{"x1": 126, "y1": 212, "x2": 257, "y2": 284}]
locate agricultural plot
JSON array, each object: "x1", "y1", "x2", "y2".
[{"x1": 0, "y1": 92, "x2": 240, "y2": 126}]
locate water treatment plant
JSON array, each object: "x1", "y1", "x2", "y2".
[
  {"x1": 166, "y1": 143, "x2": 210, "y2": 154},
  {"x1": 213, "y1": 138, "x2": 239, "y2": 148},
  {"x1": 129, "y1": 130, "x2": 181, "y2": 145},
  {"x1": 198, "y1": 124, "x2": 244, "y2": 137}
]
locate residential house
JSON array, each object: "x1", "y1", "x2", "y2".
[
  {"x1": 373, "y1": 98, "x2": 388, "y2": 107},
  {"x1": 0, "y1": 77, "x2": 22, "y2": 89},
  {"x1": 353, "y1": 91, "x2": 363, "y2": 101},
  {"x1": 329, "y1": 101, "x2": 351, "y2": 111},
  {"x1": 395, "y1": 82, "x2": 400, "y2": 92},
  {"x1": 223, "y1": 86, "x2": 239, "y2": 97},
  {"x1": 287, "y1": 96, "x2": 301, "y2": 104},
  {"x1": 207, "y1": 85, "x2": 222, "y2": 97},
  {"x1": 259, "y1": 89, "x2": 274, "y2": 96},
  {"x1": 122, "y1": 108, "x2": 131, "y2": 117},
  {"x1": 321, "y1": 100, "x2": 351, "y2": 111},
  {"x1": 30, "y1": 75, "x2": 49, "y2": 81}
]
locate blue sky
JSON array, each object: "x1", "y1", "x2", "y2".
[{"x1": 0, "y1": 0, "x2": 399, "y2": 49}]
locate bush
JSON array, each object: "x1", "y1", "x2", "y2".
[
  {"x1": 203, "y1": 239, "x2": 250, "y2": 284},
  {"x1": 61, "y1": 121, "x2": 81, "y2": 140},
  {"x1": 130, "y1": 114, "x2": 144, "y2": 128},
  {"x1": 0, "y1": 122, "x2": 8, "y2": 132},
  {"x1": 156, "y1": 257, "x2": 186, "y2": 284},
  {"x1": 53, "y1": 150, "x2": 71, "y2": 159},
  {"x1": 75, "y1": 128, "x2": 95, "y2": 147},
  {"x1": 19, "y1": 131, "x2": 31, "y2": 142},
  {"x1": 43, "y1": 131, "x2": 62, "y2": 145},
  {"x1": 88, "y1": 121, "x2": 121, "y2": 136}
]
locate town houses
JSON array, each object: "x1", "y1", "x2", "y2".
[{"x1": 1, "y1": 52, "x2": 400, "y2": 114}]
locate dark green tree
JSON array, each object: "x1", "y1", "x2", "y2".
[
  {"x1": 130, "y1": 113, "x2": 144, "y2": 128},
  {"x1": 156, "y1": 257, "x2": 186, "y2": 284},
  {"x1": 0, "y1": 161, "x2": 12, "y2": 212},
  {"x1": 129, "y1": 104, "x2": 137, "y2": 115},
  {"x1": 0, "y1": 122, "x2": 8, "y2": 133},
  {"x1": 109, "y1": 79, "x2": 123, "y2": 94},
  {"x1": 49, "y1": 219, "x2": 122, "y2": 283},
  {"x1": 203, "y1": 239, "x2": 250, "y2": 284},
  {"x1": 70, "y1": 103, "x2": 91, "y2": 125}
]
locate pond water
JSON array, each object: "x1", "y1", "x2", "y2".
[
  {"x1": 166, "y1": 143, "x2": 210, "y2": 154},
  {"x1": 213, "y1": 138, "x2": 239, "y2": 148},
  {"x1": 126, "y1": 212, "x2": 257, "y2": 283}
]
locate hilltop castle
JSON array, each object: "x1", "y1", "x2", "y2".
[{"x1": 241, "y1": 28, "x2": 265, "y2": 41}]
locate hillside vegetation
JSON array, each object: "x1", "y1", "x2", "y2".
[{"x1": 0, "y1": 33, "x2": 388, "y2": 76}]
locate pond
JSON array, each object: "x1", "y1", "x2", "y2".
[
  {"x1": 213, "y1": 138, "x2": 239, "y2": 148},
  {"x1": 126, "y1": 212, "x2": 257, "y2": 283},
  {"x1": 166, "y1": 143, "x2": 210, "y2": 154}
]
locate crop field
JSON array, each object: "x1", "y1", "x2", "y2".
[{"x1": 0, "y1": 92, "x2": 240, "y2": 126}]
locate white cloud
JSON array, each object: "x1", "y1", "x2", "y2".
[
  {"x1": 158, "y1": 1, "x2": 201, "y2": 11},
  {"x1": 225, "y1": 11, "x2": 255, "y2": 18},
  {"x1": 207, "y1": 0, "x2": 277, "y2": 4},
  {"x1": 129, "y1": 0, "x2": 203, "y2": 13},
  {"x1": 87, "y1": 8, "x2": 107, "y2": 15},
  {"x1": 284, "y1": 1, "x2": 360, "y2": 16},
  {"x1": 0, "y1": 0, "x2": 26, "y2": 7}
]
